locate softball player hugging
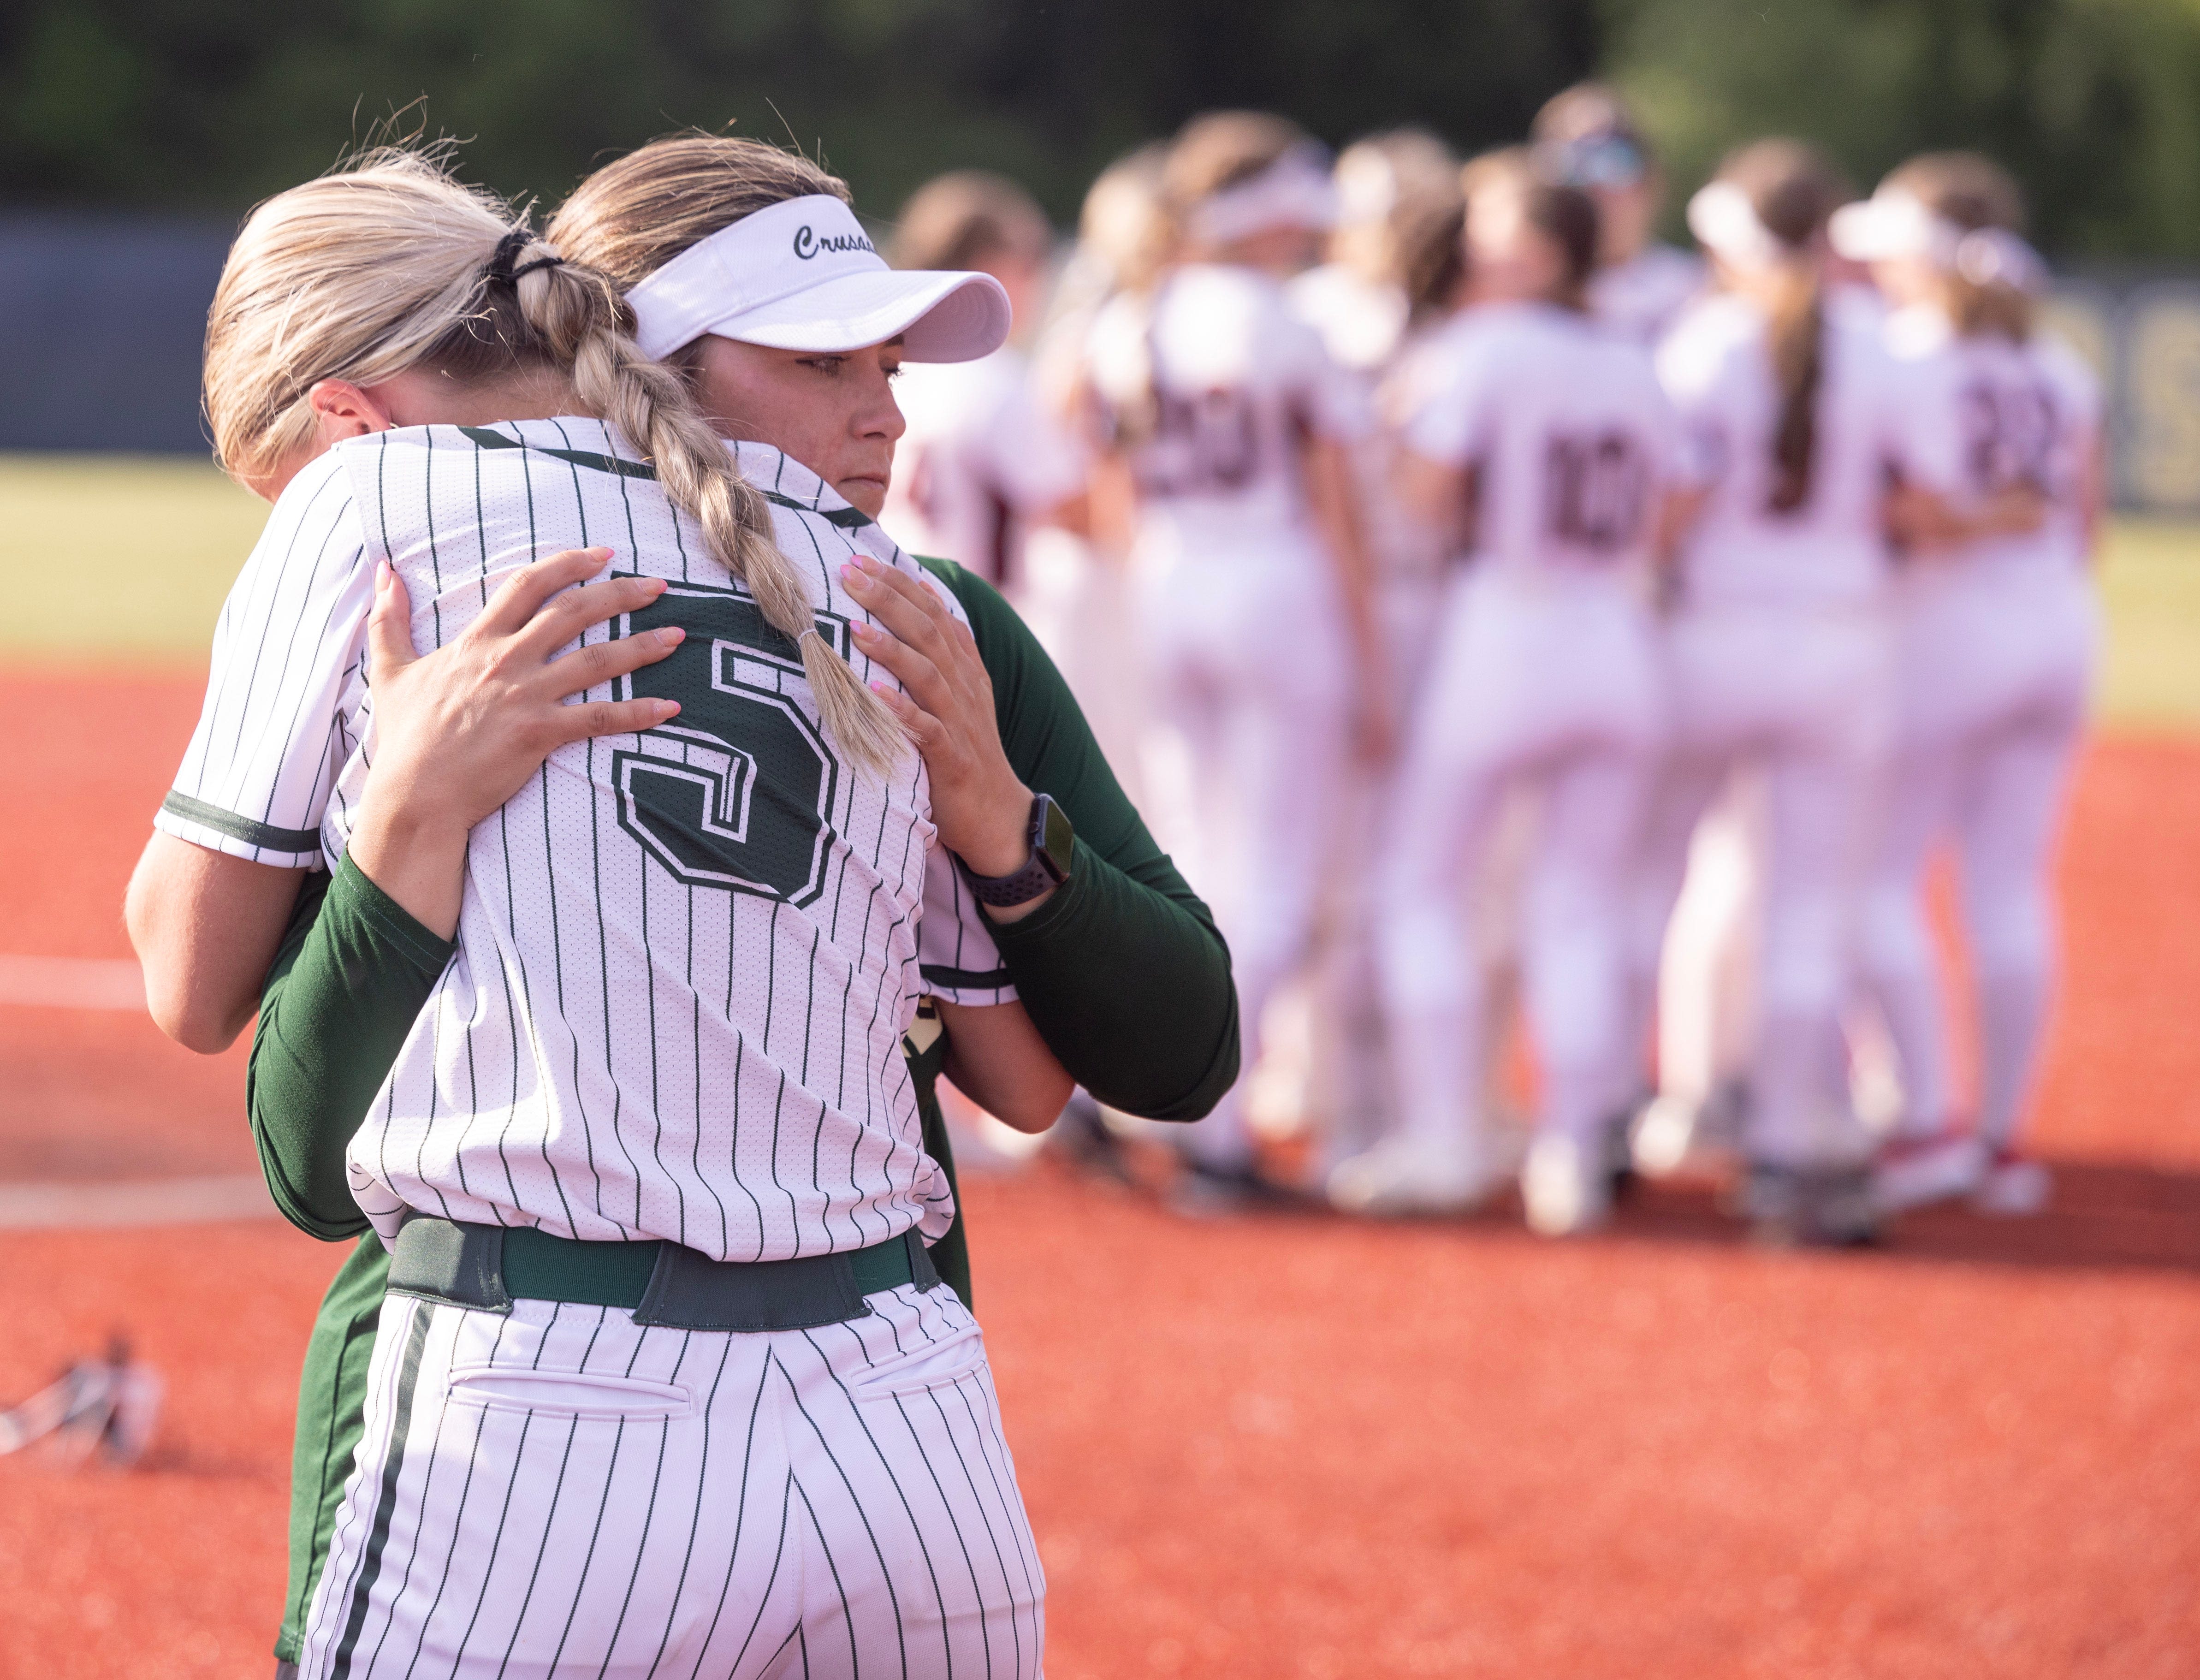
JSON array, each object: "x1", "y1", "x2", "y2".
[
  {"x1": 128, "y1": 149, "x2": 1064, "y2": 1677},
  {"x1": 1330, "y1": 156, "x2": 1675, "y2": 1236},
  {"x1": 1629, "y1": 141, "x2": 1962, "y2": 1243},
  {"x1": 1832, "y1": 154, "x2": 2102, "y2": 1219},
  {"x1": 1079, "y1": 110, "x2": 1389, "y2": 1208},
  {"x1": 231, "y1": 134, "x2": 1238, "y2": 1680}
]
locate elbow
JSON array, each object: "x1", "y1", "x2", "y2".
[
  {"x1": 143, "y1": 977, "x2": 245, "y2": 1055},
  {"x1": 989, "y1": 1070, "x2": 1077, "y2": 1136}
]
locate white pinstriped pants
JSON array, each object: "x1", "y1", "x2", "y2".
[{"x1": 298, "y1": 1282, "x2": 1044, "y2": 1680}]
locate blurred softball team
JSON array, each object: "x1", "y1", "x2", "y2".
[{"x1": 890, "y1": 83, "x2": 2100, "y2": 1244}]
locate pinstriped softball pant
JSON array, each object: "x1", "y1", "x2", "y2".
[{"x1": 297, "y1": 1282, "x2": 1044, "y2": 1680}]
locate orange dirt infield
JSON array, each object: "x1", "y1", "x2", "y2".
[{"x1": 2, "y1": 671, "x2": 2197, "y2": 1679}]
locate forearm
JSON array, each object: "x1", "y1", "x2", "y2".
[
  {"x1": 249, "y1": 854, "x2": 454, "y2": 1239},
  {"x1": 986, "y1": 840, "x2": 1239, "y2": 1120},
  {"x1": 1306, "y1": 437, "x2": 1381, "y2": 662},
  {"x1": 918, "y1": 553, "x2": 1240, "y2": 1118},
  {"x1": 344, "y1": 793, "x2": 472, "y2": 940},
  {"x1": 937, "y1": 1000, "x2": 1073, "y2": 1133}
]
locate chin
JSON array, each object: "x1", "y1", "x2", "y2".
[{"x1": 841, "y1": 480, "x2": 889, "y2": 519}]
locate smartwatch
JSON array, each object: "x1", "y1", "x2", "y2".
[{"x1": 959, "y1": 794, "x2": 1074, "y2": 908}]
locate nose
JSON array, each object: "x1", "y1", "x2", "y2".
[{"x1": 860, "y1": 359, "x2": 907, "y2": 445}]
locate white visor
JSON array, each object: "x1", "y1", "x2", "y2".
[
  {"x1": 625, "y1": 195, "x2": 1012, "y2": 363},
  {"x1": 1190, "y1": 144, "x2": 1340, "y2": 245},
  {"x1": 1827, "y1": 189, "x2": 1957, "y2": 266}
]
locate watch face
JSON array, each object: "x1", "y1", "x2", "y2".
[{"x1": 1035, "y1": 794, "x2": 1075, "y2": 881}]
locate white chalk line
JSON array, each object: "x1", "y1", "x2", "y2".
[{"x1": 0, "y1": 1175, "x2": 277, "y2": 1231}]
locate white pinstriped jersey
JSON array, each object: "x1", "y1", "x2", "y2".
[{"x1": 157, "y1": 421, "x2": 1009, "y2": 1259}]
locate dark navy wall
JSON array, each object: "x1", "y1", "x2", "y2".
[{"x1": 0, "y1": 216, "x2": 234, "y2": 453}]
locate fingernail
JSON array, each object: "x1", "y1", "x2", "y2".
[
  {"x1": 657, "y1": 700, "x2": 681, "y2": 718},
  {"x1": 840, "y1": 563, "x2": 864, "y2": 587},
  {"x1": 859, "y1": 555, "x2": 884, "y2": 574},
  {"x1": 851, "y1": 621, "x2": 878, "y2": 641},
  {"x1": 658, "y1": 627, "x2": 684, "y2": 647},
  {"x1": 642, "y1": 576, "x2": 666, "y2": 594}
]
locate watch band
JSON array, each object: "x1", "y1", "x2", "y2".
[{"x1": 959, "y1": 794, "x2": 1073, "y2": 908}]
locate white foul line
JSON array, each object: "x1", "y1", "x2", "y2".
[
  {"x1": 0, "y1": 955, "x2": 146, "y2": 1012},
  {"x1": 0, "y1": 1176, "x2": 277, "y2": 1231}
]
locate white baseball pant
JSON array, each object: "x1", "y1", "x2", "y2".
[
  {"x1": 298, "y1": 1281, "x2": 1043, "y2": 1680},
  {"x1": 1860, "y1": 566, "x2": 2097, "y2": 1149},
  {"x1": 1310, "y1": 572, "x2": 1445, "y2": 1169},
  {"x1": 1378, "y1": 570, "x2": 1662, "y2": 1156},
  {"x1": 1142, "y1": 546, "x2": 1350, "y2": 1171},
  {"x1": 1627, "y1": 605, "x2": 1893, "y2": 1167}
]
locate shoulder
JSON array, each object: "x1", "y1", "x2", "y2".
[
  {"x1": 1640, "y1": 243, "x2": 1707, "y2": 291},
  {"x1": 912, "y1": 552, "x2": 1006, "y2": 645},
  {"x1": 252, "y1": 447, "x2": 370, "y2": 565},
  {"x1": 1287, "y1": 264, "x2": 1405, "y2": 371},
  {"x1": 1882, "y1": 304, "x2": 1953, "y2": 364},
  {"x1": 1657, "y1": 295, "x2": 1759, "y2": 386},
  {"x1": 2032, "y1": 332, "x2": 2102, "y2": 409},
  {"x1": 272, "y1": 445, "x2": 362, "y2": 521}
]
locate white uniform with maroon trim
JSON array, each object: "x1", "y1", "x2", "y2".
[
  {"x1": 158, "y1": 420, "x2": 1041, "y2": 1678},
  {"x1": 1084, "y1": 261, "x2": 1370, "y2": 1171},
  {"x1": 1861, "y1": 313, "x2": 2101, "y2": 1154},
  {"x1": 1288, "y1": 263, "x2": 1457, "y2": 1162},
  {"x1": 1634, "y1": 293, "x2": 1958, "y2": 1169},
  {"x1": 1380, "y1": 301, "x2": 1674, "y2": 1158}
]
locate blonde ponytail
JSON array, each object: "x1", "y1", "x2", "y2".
[{"x1": 205, "y1": 149, "x2": 907, "y2": 778}]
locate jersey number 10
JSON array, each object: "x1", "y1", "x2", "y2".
[
  {"x1": 1544, "y1": 430, "x2": 1648, "y2": 555},
  {"x1": 611, "y1": 579, "x2": 843, "y2": 908}
]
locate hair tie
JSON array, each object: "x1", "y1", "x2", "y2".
[{"x1": 486, "y1": 227, "x2": 565, "y2": 286}]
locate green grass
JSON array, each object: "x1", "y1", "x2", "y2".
[
  {"x1": 2, "y1": 454, "x2": 2197, "y2": 728},
  {"x1": 0, "y1": 456, "x2": 271, "y2": 666}
]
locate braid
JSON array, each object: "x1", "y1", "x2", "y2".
[{"x1": 509, "y1": 241, "x2": 907, "y2": 778}]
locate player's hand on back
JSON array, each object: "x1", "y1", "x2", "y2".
[
  {"x1": 840, "y1": 557, "x2": 1047, "y2": 898},
  {"x1": 347, "y1": 547, "x2": 685, "y2": 936}
]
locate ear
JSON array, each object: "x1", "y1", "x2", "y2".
[{"x1": 306, "y1": 378, "x2": 398, "y2": 449}]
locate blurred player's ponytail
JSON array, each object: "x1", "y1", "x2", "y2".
[
  {"x1": 1461, "y1": 147, "x2": 1598, "y2": 313},
  {"x1": 1705, "y1": 140, "x2": 1849, "y2": 514},
  {"x1": 1883, "y1": 153, "x2": 2035, "y2": 344},
  {"x1": 1333, "y1": 131, "x2": 1465, "y2": 329}
]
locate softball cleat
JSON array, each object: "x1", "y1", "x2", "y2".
[
  {"x1": 1326, "y1": 1135, "x2": 1509, "y2": 1217},
  {"x1": 1520, "y1": 1134, "x2": 1613, "y2": 1238},
  {"x1": 1872, "y1": 1131, "x2": 1987, "y2": 1216}
]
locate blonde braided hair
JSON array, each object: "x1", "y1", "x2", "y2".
[{"x1": 204, "y1": 149, "x2": 906, "y2": 776}]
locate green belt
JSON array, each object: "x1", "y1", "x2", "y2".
[{"x1": 388, "y1": 1217, "x2": 937, "y2": 1332}]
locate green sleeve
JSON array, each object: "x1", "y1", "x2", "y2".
[
  {"x1": 249, "y1": 855, "x2": 455, "y2": 1241},
  {"x1": 919, "y1": 555, "x2": 1241, "y2": 1121}
]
